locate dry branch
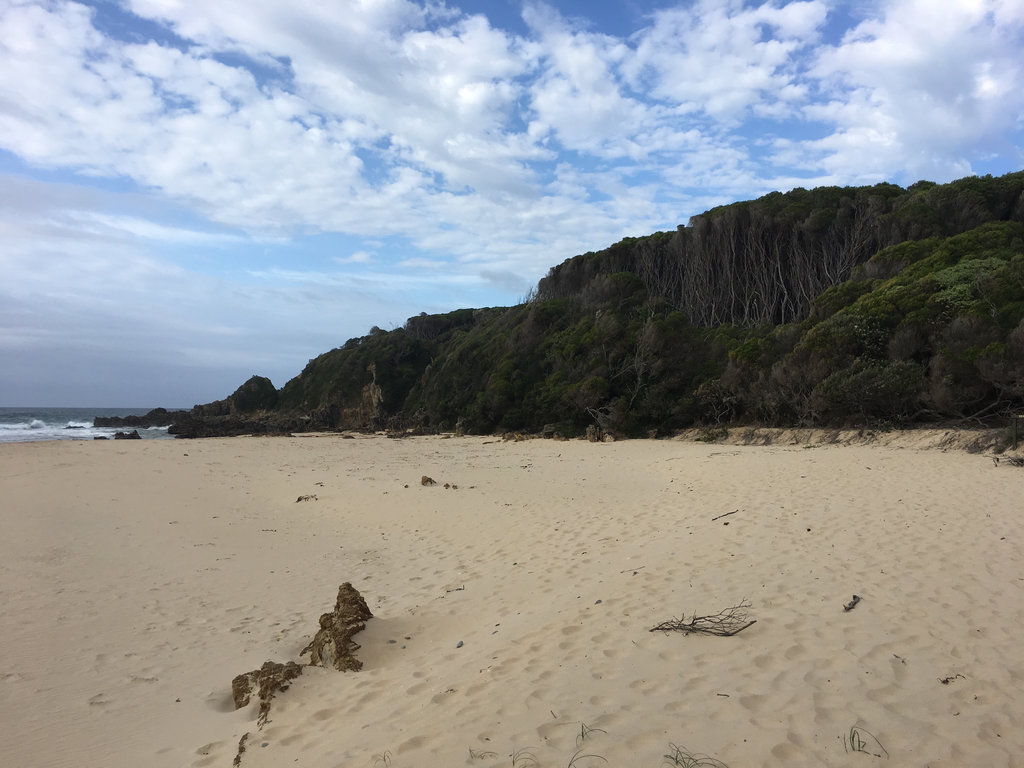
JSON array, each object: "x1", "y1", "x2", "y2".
[{"x1": 650, "y1": 600, "x2": 756, "y2": 636}]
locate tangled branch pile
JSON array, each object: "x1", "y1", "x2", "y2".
[{"x1": 650, "y1": 600, "x2": 756, "y2": 637}]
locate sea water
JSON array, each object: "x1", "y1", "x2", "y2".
[{"x1": 0, "y1": 407, "x2": 178, "y2": 443}]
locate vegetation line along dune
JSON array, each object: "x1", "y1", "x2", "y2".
[{"x1": 113, "y1": 171, "x2": 1024, "y2": 439}]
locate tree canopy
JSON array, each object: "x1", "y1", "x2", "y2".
[{"x1": 207, "y1": 171, "x2": 1024, "y2": 436}]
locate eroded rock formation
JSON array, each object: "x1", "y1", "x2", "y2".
[
  {"x1": 231, "y1": 660, "x2": 304, "y2": 726},
  {"x1": 229, "y1": 583, "x2": 371, "y2": 732},
  {"x1": 94, "y1": 407, "x2": 185, "y2": 428},
  {"x1": 300, "y1": 582, "x2": 373, "y2": 672}
]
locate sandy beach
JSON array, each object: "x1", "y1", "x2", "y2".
[{"x1": 1, "y1": 432, "x2": 1022, "y2": 768}]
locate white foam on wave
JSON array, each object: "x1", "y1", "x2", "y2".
[
  {"x1": 0, "y1": 421, "x2": 172, "y2": 444},
  {"x1": 0, "y1": 410, "x2": 177, "y2": 444}
]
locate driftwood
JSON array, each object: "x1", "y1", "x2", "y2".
[{"x1": 650, "y1": 600, "x2": 756, "y2": 636}]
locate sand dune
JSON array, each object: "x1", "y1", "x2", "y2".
[{"x1": 1, "y1": 434, "x2": 1022, "y2": 767}]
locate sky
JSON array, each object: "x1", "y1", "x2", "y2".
[{"x1": 1, "y1": 0, "x2": 1023, "y2": 407}]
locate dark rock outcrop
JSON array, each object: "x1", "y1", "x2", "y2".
[
  {"x1": 192, "y1": 375, "x2": 278, "y2": 419},
  {"x1": 230, "y1": 375, "x2": 279, "y2": 413},
  {"x1": 94, "y1": 407, "x2": 186, "y2": 428},
  {"x1": 230, "y1": 660, "x2": 304, "y2": 726},
  {"x1": 166, "y1": 412, "x2": 308, "y2": 438},
  {"x1": 300, "y1": 582, "x2": 373, "y2": 672},
  {"x1": 166, "y1": 375, "x2": 304, "y2": 437},
  {"x1": 228, "y1": 583, "x2": 371, "y2": 732},
  {"x1": 113, "y1": 430, "x2": 141, "y2": 439}
]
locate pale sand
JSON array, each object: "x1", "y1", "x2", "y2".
[{"x1": 1, "y1": 434, "x2": 1022, "y2": 768}]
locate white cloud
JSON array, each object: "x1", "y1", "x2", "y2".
[
  {"x1": 0, "y1": 0, "x2": 1022, "y2": 405},
  {"x1": 0, "y1": 181, "x2": 422, "y2": 403},
  {"x1": 335, "y1": 251, "x2": 374, "y2": 265},
  {"x1": 805, "y1": 0, "x2": 1024, "y2": 180},
  {"x1": 626, "y1": 0, "x2": 828, "y2": 122},
  {"x1": 523, "y1": 1, "x2": 651, "y2": 156},
  {"x1": 3, "y1": 0, "x2": 1020, "y2": 254},
  {"x1": 397, "y1": 257, "x2": 450, "y2": 269},
  {"x1": 60, "y1": 211, "x2": 245, "y2": 245}
]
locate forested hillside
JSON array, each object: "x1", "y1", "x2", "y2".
[{"x1": 176, "y1": 171, "x2": 1024, "y2": 438}]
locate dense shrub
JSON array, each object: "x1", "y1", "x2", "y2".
[
  {"x1": 218, "y1": 172, "x2": 1024, "y2": 434},
  {"x1": 812, "y1": 359, "x2": 924, "y2": 424}
]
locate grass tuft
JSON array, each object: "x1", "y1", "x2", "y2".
[
  {"x1": 662, "y1": 743, "x2": 729, "y2": 767},
  {"x1": 566, "y1": 748, "x2": 608, "y2": 767},
  {"x1": 576, "y1": 722, "x2": 607, "y2": 747},
  {"x1": 843, "y1": 726, "x2": 888, "y2": 758},
  {"x1": 510, "y1": 747, "x2": 539, "y2": 767}
]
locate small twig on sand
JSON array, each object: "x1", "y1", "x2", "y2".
[
  {"x1": 711, "y1": 510, "x2": 738, "y2": 522},
  {"x1": 650, "y1": 601, "x2": 756, "y2": 636},
  {"x1": 843, "y1": 595, "x2": 862, "y2": 612}
]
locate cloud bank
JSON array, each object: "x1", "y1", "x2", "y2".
[{"x1": 1, "y1": 0, "x2": 1022, "y2": 404}]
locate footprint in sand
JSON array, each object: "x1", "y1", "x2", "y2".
[
  {"x1": 784, "y1": 642, "x2": 807, "y2": 660},
  {"x1": 191, "y1": 741, "x2": 228, "y2": 768}
]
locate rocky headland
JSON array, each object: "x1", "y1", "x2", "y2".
[
  {"x1": 98, "y1": 172, "x2": 1024, "y2": 441},
  {"x1": 94, "y1": 376, "x2": 309, "y2": 438}
]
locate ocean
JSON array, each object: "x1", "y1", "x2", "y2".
[{"x1": 0, "y1": 407, "x2": 178, "y2": 444}]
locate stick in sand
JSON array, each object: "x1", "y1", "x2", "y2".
[{"x1": 650, "y1": 600, "x2": 756, "y2": 636}]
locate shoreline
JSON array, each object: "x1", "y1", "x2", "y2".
[
  {"x1": 673, "y1": 424, "x2": 1024, "y2": 454},
  {"x1": 5, "y1": 407, "x2": 1019, "y2": 457},
  {"x1": 2, "y1": 434, "x2": 1022, "y2": 767}
]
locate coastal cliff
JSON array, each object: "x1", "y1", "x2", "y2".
[{"x1": 108, "y1": 171, "x2": 1024, "y2": 438}]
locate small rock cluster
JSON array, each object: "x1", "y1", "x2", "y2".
[{"x1": 230, "y1": 583, "x2": 372, "y2": 728}]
